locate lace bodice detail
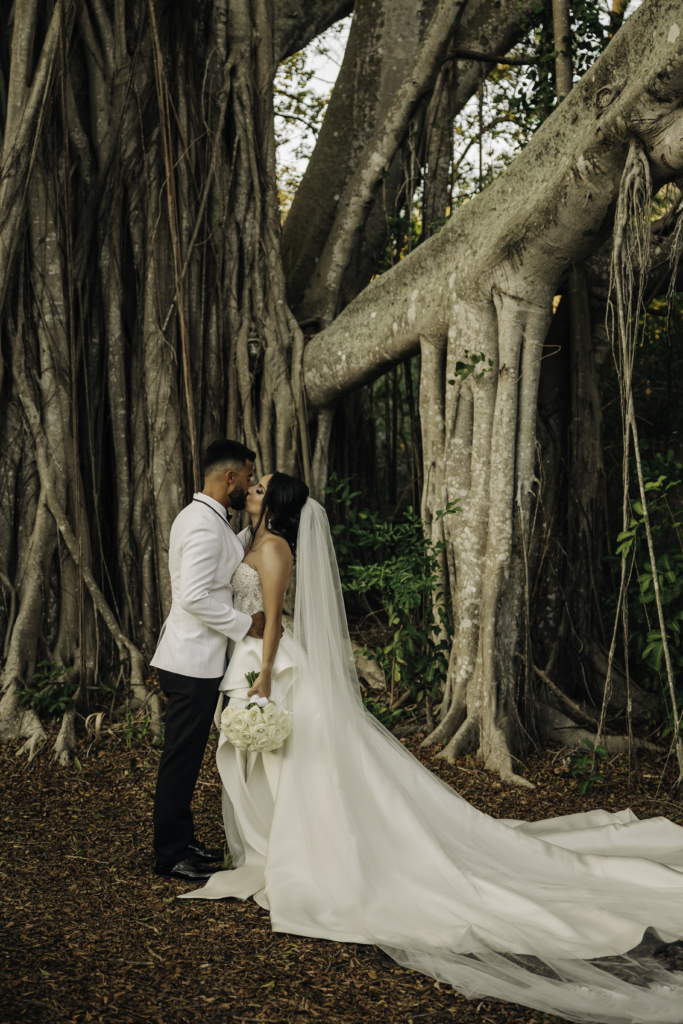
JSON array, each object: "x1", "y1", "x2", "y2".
[
  {"x1": 228, "y1": 562, "x2": 262, "y2": 660},
  {"x1": 231, "y1": 562, "x2": 263, "y2": 617}
]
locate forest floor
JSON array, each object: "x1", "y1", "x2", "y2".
[{"x1": 2, "y1": 717, "x2": 683, "y2": 1024}]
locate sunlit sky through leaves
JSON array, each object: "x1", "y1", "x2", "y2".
[{"x1": 275, "y1": 2, "x2": 643, "y2": 215}]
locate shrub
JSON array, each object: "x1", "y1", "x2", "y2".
[{"x1": 325, "y1": 474, "x2": 459, "y2": 703}]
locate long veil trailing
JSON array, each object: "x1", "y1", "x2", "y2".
[{"x1": 267, "y1": 499, "x2": 683, "y2": 1024}]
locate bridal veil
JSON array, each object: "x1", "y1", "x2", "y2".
[{"x1": 263, "y1": 498, "x2": 683, "y2": 1024}]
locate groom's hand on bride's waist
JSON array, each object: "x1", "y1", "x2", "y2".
[
  {"x1": 246, "y1": 612, "x2": 284, "y2": 639},
  {"x1": 247, "y1": 612, "x2": 266, "y2": 638}
]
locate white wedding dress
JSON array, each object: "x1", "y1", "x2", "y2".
[{"x1": 181, "y1": 501, "x2": 683, "y2": 1024}]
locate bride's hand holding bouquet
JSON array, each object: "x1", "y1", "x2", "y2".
[
  {"x1": 247, "y1": 669, "x2": 271, "y2": 702},
  {"x1": 221, "y1": 670, "x2": 292, "y2": 753}
]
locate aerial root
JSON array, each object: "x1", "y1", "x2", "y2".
[{"x1": 53, "y1": 708, "x2": 77, "y2": 766}]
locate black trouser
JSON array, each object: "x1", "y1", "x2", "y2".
[{"x1": 153, "y1": 669, "x2": 223, "y2": 864}]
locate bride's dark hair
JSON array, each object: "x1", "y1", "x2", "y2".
[{"x1": 250, "y1": 472, "x2": 309, "y2": 559}]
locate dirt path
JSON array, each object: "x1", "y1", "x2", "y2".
[{"x1": 1, "y1": 728, "x2": 682, "y2": 1024}]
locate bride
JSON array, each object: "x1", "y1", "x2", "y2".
[{"x1": 182, "y1": 473, "x2": 683, "y2": 1024}]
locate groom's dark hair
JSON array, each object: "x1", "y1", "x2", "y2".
[{"x1": 203, "y1": 439, "x2": 256, "y2": 476}]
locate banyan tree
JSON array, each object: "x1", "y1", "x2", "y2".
[{"x1": 2, "y1": 0, "x2": 683, "y2": 780}]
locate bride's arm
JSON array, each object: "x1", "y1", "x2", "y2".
[{"x1": 247, "y1": 540, "x2": 292, "y2": 700}]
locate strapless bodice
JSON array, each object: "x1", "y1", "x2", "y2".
[
  {"x1": 231, "y1": 561, "x2": 263, "y2": 617},
  {"x1": 222, "y1": 560, "x2": 295, "y2": 700}
]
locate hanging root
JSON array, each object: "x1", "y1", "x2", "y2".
[
  {"x1": 428, "y1": 299, "x2": 548, "y2": 786},
  {"x1": 607, "y1": 138, "x2": 683, "y2": 786},
  {"x1": 0, "y1": 0, "x2": 310, "y2": 766},
  {"x1": 12, "y1": 337, "x2": 163, "y2": 750}
]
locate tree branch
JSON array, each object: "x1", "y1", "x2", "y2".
[
  {"x1": 452, "y1": 48, "x2": 538, "y2": 65},
  {"x1": 297, "y1": 0, "x2": 468, "y2": 326},
  {"x1": 284, "y1": 0, "x2": 548, "y2": 319},
  {"x1": 303, "y1": 0, "x2": 683, "y2": 410},
  {"x1": 274, "y1": 0, "x2": 354, "y2": 63}
]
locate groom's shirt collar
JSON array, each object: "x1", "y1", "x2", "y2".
[{"x1": 192, "y1": 492, "x2": 231, "y2": 522}]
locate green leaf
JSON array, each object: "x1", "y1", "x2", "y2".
[{"x1": 648, "y1": 643, "x2": 665, "y2": 671}]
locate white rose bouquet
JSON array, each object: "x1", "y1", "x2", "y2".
[{"x1": 221, "y1": 671, "x2": 292, "y2": 753}]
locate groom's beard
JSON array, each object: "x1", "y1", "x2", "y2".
[{"x1": 228, "y1": 484, "x2": 247, "y2": 511}]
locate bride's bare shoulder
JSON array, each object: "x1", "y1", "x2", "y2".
[{"x1": 257, "y1": 532, "x2": 293, "y2": 568}]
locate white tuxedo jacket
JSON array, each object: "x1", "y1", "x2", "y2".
[{"x1": 150, "y1": 494, "x2": 252, "y2": 678}]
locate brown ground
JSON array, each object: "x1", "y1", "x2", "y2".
[{"x1": 1, "y1": 724, "x2": 682, "y2": 1024}]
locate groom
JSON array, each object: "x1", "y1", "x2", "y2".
[{"x1": 151, "y1": 439, "x2": 265, "y2": 882}]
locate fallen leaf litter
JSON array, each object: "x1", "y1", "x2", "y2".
[{"x1": 2, "y1": 725, "x2": 683, "y2": 1024}]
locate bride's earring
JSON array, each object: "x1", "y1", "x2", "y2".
[{"x1": 267, "y1": 518, "x2": 273, "y2": 530}]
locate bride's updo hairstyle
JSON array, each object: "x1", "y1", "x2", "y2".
[{"x1": 251, "y1": 472, "x2": 309, "y2": 559}]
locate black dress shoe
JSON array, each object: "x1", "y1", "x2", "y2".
[
  {"x1": 153, "y1": 857, "x2": 223, "y2": 882},
  {"x1": 187, "y1": 838, "x2": 225, "y2": 862}
]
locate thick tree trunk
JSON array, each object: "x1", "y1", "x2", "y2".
[
  {"x1": 274, "y1": 0, "x2": 354, "y2": 62},
  {"x1": 284, "y1": 0, "x2": 547, "y2": 323},
  {"x1": 293, "y1": 0, "x2": 550, "y2": 497},
  {"x1": 0, "y1": 0, "x2": 330, "y2": 759},
  {"x1": 282, "y1": 0, "x2": 439, "y2": 315},
  {"x1": 304, "y1": 0, "x2": 683, "y2": 780},
  {"x1": 0, "y1": 0, "x2": 677, "y2": 777}
]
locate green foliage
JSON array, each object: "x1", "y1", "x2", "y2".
[
  {"x1": 569, "y1": 738, "x2": 608, "y2": 795},
  {"x1": 510, "y1": 1, "x2": 611, "y2": 129},
  {"x1": 448, "y1": 351, "x2": 493, "y2": 384},
  {"x1": 602, "y1": 293, "x2": 683, "y2": 739},
  {"x1": 121, "y1": 713, "x2": 152, "y2": 748},
  {"x1": 274, "y1": 45, "x2": 330, "y2": 207},
  {"x1": 325, "y1": 475, "x2": 365, "y2": 577},
  {"x1": 362, "y1": 695, "x2": 410, "y2": 729},
  {"x1": 453, "y1": 63, "x2": 532, "y2": 207},
  {"x1": 447, "y1": 5, "x2": 616, "y2": 213},
  {"x1": 375, "y1": 208, "x2": 423, "y2": 273},
  {"x1": 274, "y1": 49, "x2": 329, "y2": 149},
  {"x1": 325, "y1": 474, "x2": 460, "y2": 701},
  {"x1": 274, "y1": 21, "x2": 349, "y2": 213},
  {"x1": 603, "y1": 294, "x2": 683, "y2": 470},
  {"x1": 367, "y1": 358, "x2": 421, "y2": 509},
  {"x1": 613, "y1": 449, "x2": 683, "y2": 737},
  {"x1": 89, "y1": 659, "x2": 128, "y2": 704},
  {"x1": 16, "y1": 661, "x2": 77, "y2": 718},
  {"x1": 449, "y1": 5, "x2": 615, "y2": 209}
]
